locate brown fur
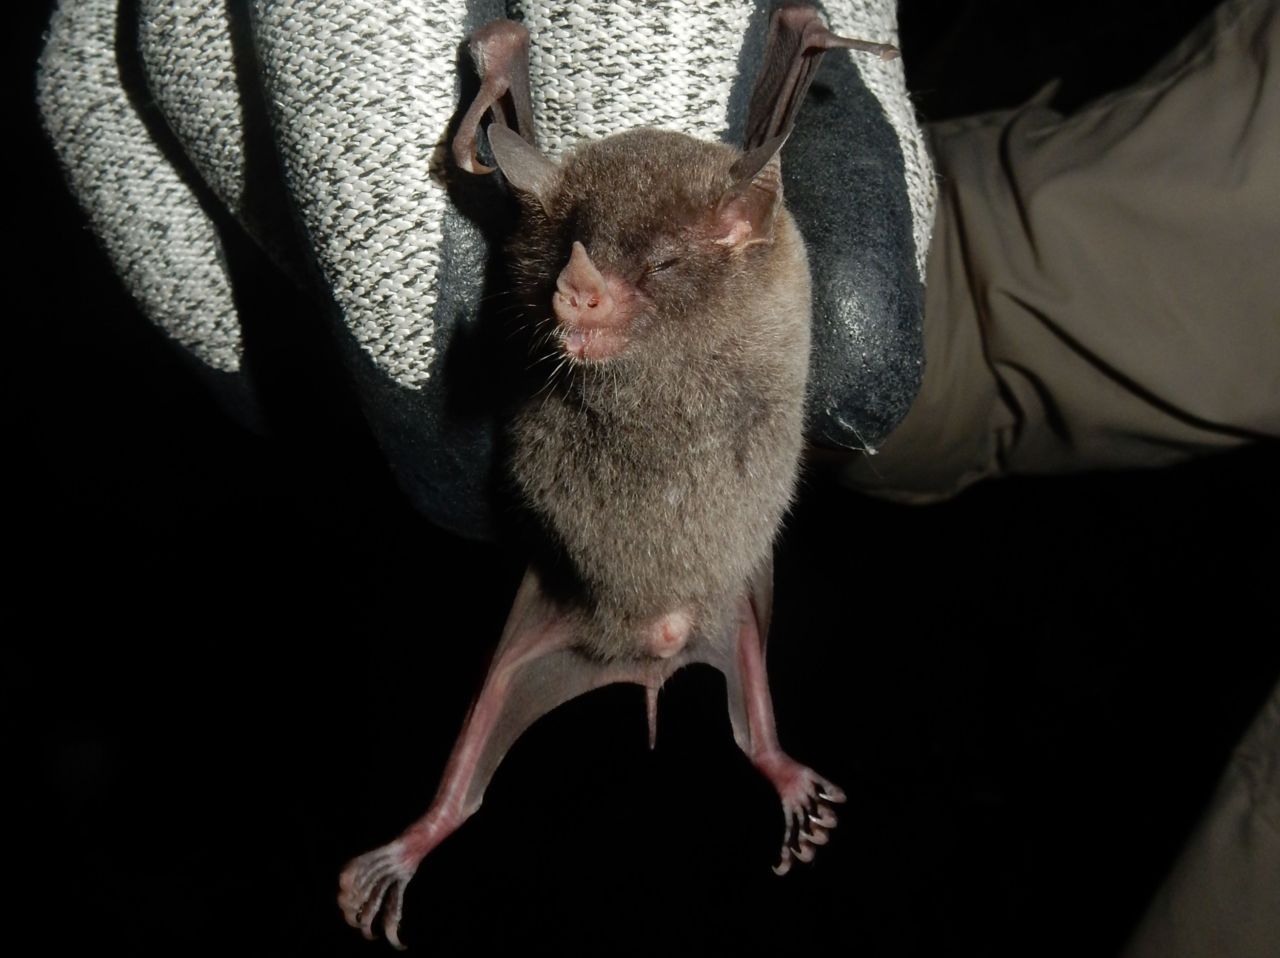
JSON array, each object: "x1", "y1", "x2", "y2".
[{"x1": 506, "y1": 129, "x2": 811, "y2": 660}]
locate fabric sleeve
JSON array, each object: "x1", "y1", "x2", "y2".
[{"x1": 841, "y1": 0, "x2": 1279, "y2": 501}]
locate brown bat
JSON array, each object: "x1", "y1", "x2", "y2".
[{"x1": 339, "y1": 6, "x2": 898, "y2": 948}]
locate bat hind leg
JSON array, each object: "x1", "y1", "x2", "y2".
[{"x1": 704, "y1": 562, "x2": 847, "y2": 875}]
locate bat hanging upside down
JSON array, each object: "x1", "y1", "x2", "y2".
[{"x1": 338, "y1": 6, "x2": 898, "y2": 947}]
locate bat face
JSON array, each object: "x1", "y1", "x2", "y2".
[{"x1": 500, "y1": 128, "x2": 803, "y2": 378}]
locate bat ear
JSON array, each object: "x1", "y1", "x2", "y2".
[
  {"x1": 488, "y1": 124, "x2": 560, "y2": 214},
  {"x1": 714, "y1": 135, "x2": 786, "y2": 250}
]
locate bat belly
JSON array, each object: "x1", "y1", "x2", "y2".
[{"x1": 513, "y1": 396, "x2": 796, "y2": 658}]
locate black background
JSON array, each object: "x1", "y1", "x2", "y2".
[{"x1": 9, "y1": 2, "x2": 1277, "y2": 955}]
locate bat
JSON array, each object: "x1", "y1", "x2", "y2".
[{"x1": 338, "y1": 6, "x2": 898, "y2": 947}]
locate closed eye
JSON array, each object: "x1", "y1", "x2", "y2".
[{"x1": 648, "y1": 258, "x2": 680, "y2": 275}]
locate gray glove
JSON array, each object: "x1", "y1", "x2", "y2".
[{"x1": 37, "y1": 0, "x2": 935, "y2": 539}]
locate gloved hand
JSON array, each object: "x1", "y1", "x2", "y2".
[{"x1": 37, "y1": 0, "x2": 935, "y2": 539}]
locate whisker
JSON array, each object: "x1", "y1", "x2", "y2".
[
  {"x1": 532, "y1": 355, "x2": 568, "y2": 398},
  {"x1": 524, "y1": 348, "x2": 557, "y2": 371},
  {"x1": 505, "y1": 313, "x2": 535, "y2": 340}
]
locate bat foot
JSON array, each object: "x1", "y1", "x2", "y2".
[
  {"x1": 755, "y1": 753, "x2": 846, "y2": 876},
  {"x1": 338, "y1": 838, "x2": 418, "y2": 949}
]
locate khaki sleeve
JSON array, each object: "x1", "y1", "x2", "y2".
[
  {"x1": 841, "y1": 0, "x2": 1280, "y2": 502},
  {"x1": 1121, "y1": 681, "x2": 1280, "y2": 958}
]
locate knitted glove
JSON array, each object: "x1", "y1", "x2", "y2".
[{"x1": 37, "y1": 0, "x2": 934, "y2": 538}]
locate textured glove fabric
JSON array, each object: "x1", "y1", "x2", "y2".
[
  {"x1": 37, "y1": 0, "x2": 244, "y2": 376},
  {"x1": 38, "y1": 0, "x2": 934, "y2": 538}
]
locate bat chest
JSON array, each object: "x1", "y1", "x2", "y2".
[{"x1": 512, "y1": 375, "x2": 795, "y2": 633}]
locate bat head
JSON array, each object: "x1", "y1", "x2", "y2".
[{"x1": 490, "y1": 125, "x2": 804, "y2": 373}]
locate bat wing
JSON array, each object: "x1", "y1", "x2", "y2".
[
  {"x1": 742, "y1": 4, "x2": 899, "y2": 152},
  {"x1": 338, "y1": 566, "x2": 661, "y2": 946},
  {"x1": 453, "y1": 20, "x2": 538, "y2": 174},
  {"x1": 689, "y1": 556, "x2": 774, "y2": 751},
  {"x1": 426, "y1": 567, "x2": 661, "y2": 819}
]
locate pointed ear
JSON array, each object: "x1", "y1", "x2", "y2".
[
  {"x1": 488, "y1": 124, "x2": 559, "y2": 214},
  {"x1": 714, "y1": 135, "x2": 786, "y2": 250}
]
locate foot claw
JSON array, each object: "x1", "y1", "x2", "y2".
[
  {"x1": 338, "y1": 839, "x2": 418, "y2": 948},
  {"x1": 801, "y1": 827, "x2": 830, "y2": 846},
  {"x1": 772, "y1": 847, "x2": 794, "y2": 876},
  {"x1": 808, "y1": 806, "x2": 838, "y2": 829},
  {"x1": 759, "y1": 755, "x2": 844, "y2": 876},
  {"x1": 383, "y1": 881, "x2": 407, "y2": 951}
]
